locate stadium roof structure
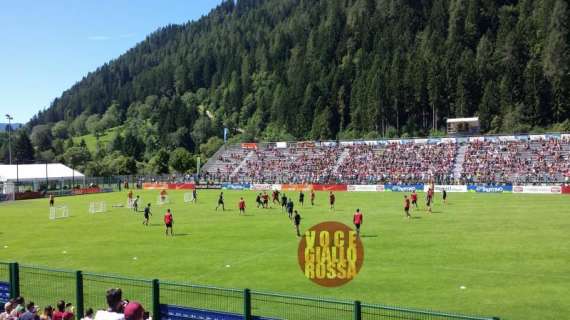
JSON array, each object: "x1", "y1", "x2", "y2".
[
  {"x1": 446, "y1": 117, "x2": 479, "y2": 123},
  {"x1": 0, "y1": 163, "x2": 84, "y2": 182}
]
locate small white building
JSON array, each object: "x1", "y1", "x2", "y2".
[{"x1": 446, "y1": 117, "x2": 480, "y2": 135}]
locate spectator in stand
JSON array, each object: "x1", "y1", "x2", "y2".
[
  {"x1": 12, "y1": 297, "x2": 26, "y2": 318},
  {"x1": 18, "y1": 302, "x2": 39, "y2": 320},
  {"x1": 94, "y1": 288, "x2": 126, "y2": 320},
  {"x1": 51, "y1": 301, "x2": 72, "y2": 320},
  {"x1": 39, "y1": 306, "x2": 53, "y2": 320}
]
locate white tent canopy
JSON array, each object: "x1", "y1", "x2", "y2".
[{"x1": 0, "y1": 163, "x2": 84, "y2": 182}]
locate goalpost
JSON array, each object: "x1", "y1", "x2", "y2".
[
  {"x1": 89, "y1": 201, "x2": 107, "y2": 214},
  {"x1": 49, "y1": 206, "x2": 69, "y2": 220}
]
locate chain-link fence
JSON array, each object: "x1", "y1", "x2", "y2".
[
  {"x1": 3, "y1": 262, "x2": 499, "y2": 320},
  {"x1": 19, "y1": 265, "x2": 76, "y2": 309}
]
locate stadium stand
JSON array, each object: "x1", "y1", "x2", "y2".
[{"x1": 202, "y1": 136, "x2": 570, "y2": 185}]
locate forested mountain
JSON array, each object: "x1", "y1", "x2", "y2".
[{"x1": 2, "y1": 0, "x2": 569, "y2": 175}]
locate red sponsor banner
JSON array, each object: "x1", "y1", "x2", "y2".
[
  {"x1": 15, "y1": 191, "x2": 44, "y2": 200},
  {"x1": 143, "y1": 183, "x2": 196, "y2": 190},
  {"x1": 241, "y1": 143, "x2": 258, "y2": 150},
  {"x1": 562, "y1": 185, "x2": 570, "y2": 194},
  {"x1": 72, "y1": 187, "x2": 102, "y2": 195},
  {"x1": 143, "y1": 183, "x2": 169, "y2": 190},
  {"x1": 312, "y1": 184, "x2": 348, "y2": 191},
  {"x1": 281, "y1": 184, "x2": 313, "y2": 191}
]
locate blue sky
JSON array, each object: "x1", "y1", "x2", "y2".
[{"x1": 0, "y1": 0, "x2": 224, "y2": 123}]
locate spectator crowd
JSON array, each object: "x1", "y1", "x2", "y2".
[{"x1": 1, "y1": 289, "x2": 146, "y2": 320}]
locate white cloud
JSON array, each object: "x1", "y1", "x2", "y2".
[{"x1": 88, "y1": 35, "x2": 111, "y2": 41}]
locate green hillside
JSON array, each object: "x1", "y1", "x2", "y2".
[
  {"x1": 72, "y1": 126, "x2": 121, "y2": 153},
  {"x1": 1, "y1": 0, "x2": 568, "y2": 172}
]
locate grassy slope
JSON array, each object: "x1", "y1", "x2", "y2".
[
  {"x1": 72, "y1": 127, "x2": 121, "y2": 152},
  {"x1": 0, "y1": 191, "x2": 569, "y2": 319}
]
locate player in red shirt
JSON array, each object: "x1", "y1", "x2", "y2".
[
  {"x1": 160, "y1": 189, "x2": 167, "y2": 202},
  {"x1": 272, "y1": 190, "x2": 280, "y2": 205},
  {"x1": 353, "y1": 209, "x2": 363, "y2": 237},
  {"x1": 238, "y1": 197, "x2": 246, "y2": 215},
  {"x1": 329, "y1": 192, "x2": 335, "y2": 211},
  {"x1": 164, "y1": 209, "x2": 174, "y2": 236},
  {"x1": 404, "y1": 195, "x2": 411, "y2": 219},
  {"x1": 410, "y1": 190, "x2": 418, "y2": 209},
  {"x1": 262, "y1": 192, "x2": 269, "y2": 208},
  {"x1": 127, "y1": 190, "x2": 133, "y2": 207},
  {"x1": 310, "y1": 190, "x2": 316, "y2": 206}
]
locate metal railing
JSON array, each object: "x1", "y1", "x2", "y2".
[{"x1": 0, "y1": 262, "x2": 500, "y2": 320}]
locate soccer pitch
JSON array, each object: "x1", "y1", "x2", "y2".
[{"x1": 1, "y1": 190, "x2": 569, "y2": 319}]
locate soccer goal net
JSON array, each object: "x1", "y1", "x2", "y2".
[
  {"x1": 89, "y1": 201, "x2": 107, "y2": 214},
  {"x1": 184, "y1": 192, "x2": 193, "y2": 203},
  {"x1": 0, "y1": 182, "x2": 15, "y2": 202},
  {"x1": 50, "y1": 206, "x2": 69, "y2": 220}
]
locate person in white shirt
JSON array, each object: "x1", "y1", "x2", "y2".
[{"x1": 94, "y1": 289, "x2": 125, "y2": 320}]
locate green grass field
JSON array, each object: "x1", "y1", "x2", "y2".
[{"x1": 1, "y1": 190, "x2": 569, "y2": 319}]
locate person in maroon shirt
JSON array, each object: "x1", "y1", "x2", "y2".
[
  {"x1": 310, "y1": 190, "x2": 315, "y2": 206},
  {"x1": 164, "y1": 209, "x2": 174, "y2": 236},
  {"x1": 353, "y1": 209, "x2": 363, "y2": 237},
  {"x1": 238, "y1": 197, "x2": 246, "y2": 215},
  {"x1": 410, "y1": 191, "x2": 418, "y2": 209},
  {"x1": 52, "y1": 301, "x2": 73, "y2": 320}
]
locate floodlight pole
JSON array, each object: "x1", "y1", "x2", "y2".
[{"x1": 5, "y1": 114, "x2": 13, "y2": 165}]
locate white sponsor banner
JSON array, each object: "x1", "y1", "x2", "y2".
[
  {"x1": 440, "y1": 138, "x2": 456, "y2": 143},
  {"x1": 276, "y1": 142, "x2": 287, "y2": 148},
  {"x1": 469, "y1": 136, "x2": 484, "y2": 142},
  {"x1": 347, "y1": 185, "x2": 385, "y2": 192},
  {"x1": 365, "y1": 140, "x2": 379, "y2": 146},
  {"x1": 561, "y1": 134, "x2": 570, "y2": 140},
  {"x1": 425, "y1": 185, "x2": 468, "y2": 193},
  {"x1": 530, "y1": 134, "x2": 546, "y2": 141},
  {"x1": 414, "y1": 139, "x2": 428, "y2": 144},
  {"x1": 252, "y1": 184, "x2": 272, "y2": 191},
  {"x1": 271, "y1": 184, "x2": 282, "y2": 191},
  {"x1": 322, "y1": 141, "x2": 337, "y2": 147},
  {"x1": 340, "y1": 141, "x2": 354, "y2": 146},
  {"x1": 387, "y1": 140, "x2": 400, "y2": 144},
  {"x1": 513, "y1": 185, "x2": 561, "y2": 194},
  {"x1": 498, "y1": 135, "x2": 516, "y2": 141}
]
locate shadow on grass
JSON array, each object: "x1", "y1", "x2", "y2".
[
  {"x1": 360, "y1": 235, "x2": 378, "y2": 238},
  {"x1": 410, "y1": 216, "x2": 423, "y2": 220},
  {"x1": 174, "y1": 233, "x2": 190, "y2": 237}
]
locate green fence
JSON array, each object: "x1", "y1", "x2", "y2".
[{"x1": 2, "y1": 262, "x2": 499, "y2": 320}]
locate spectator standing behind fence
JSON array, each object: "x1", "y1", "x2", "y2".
[
  {"x1": 94, "y1": 289, "x2": 125, "y2": 320},
  {"x1": 39, "y1": 306, "x2": 53, "y2": 320},
  {"x1": 52, "y1": 301, "x2": 73, "y2": 320},
  {"x1": 123, "y1": 303, "x2": 145, "y2": 320},
  {"x1": 19, "y1": 302, "x2": 39, "y2": 320},
  {"x1": 80, "y1": 309, "x2": 93, "y2": 320},
  {"x1": 0, "y1": 302, "x2": 13, "y2": 320}
]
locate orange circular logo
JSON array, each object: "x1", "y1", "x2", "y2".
[{"x1": 297, "y1": 221, "x2": 364, "y2": 287}]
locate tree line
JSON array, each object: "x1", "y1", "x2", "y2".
[{"x1": 1, "y1": 0, "x2": 568, "y2": 175}]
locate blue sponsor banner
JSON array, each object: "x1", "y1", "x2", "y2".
[
  {"x1": 467, "y1": 185, "x2": 513, "y2": 193},
  {"x1": 515, "y1": 135, "x2": 529, "y2": 141},
  {"x1": 0, "y1": 281, "x2": 10, "y2": 305},
  {"x1": 222, "y1": 183, "x2": 251, "y2": 190},
  {"x1": 427, "y1": 138, "x2": 441, "y2": 144},
  {"x1": 385, "y1": 184, "x2": 424, "y2": 192},
  {"x1": 484, "y1": 136, "x2": 498, "y2": 142},
  {"x1": 160, "y1": 304, "x2": 278, "y2": 320}
]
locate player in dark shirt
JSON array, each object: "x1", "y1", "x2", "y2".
[
  {"x1": 143, "y1": 203, "x2": 152, "y2": 226},
  {"x1": 215, "y1": 192, "x2": 225, "y2": 211},
  {"x1": 404, "y1": 195, "x2": 411, "y2": 219},
  {"x1": 286, "y1": 199, "x2": 294, "y2": 219},
  {"x1": 310, "y1": 190, "x2": 315, "y2": 206},
  {"x1": 299, "y1": 191, "x2": 305, "y2": 207},
  {"x1": 293, "y1": 210, "x2": 302, "y2": 237},
  {"x1": 442, "y1": 189, "x2": 447, "y2": 205},
  {"x1": 256, "y1": 193, "x2": 262, "y2": 208},
  {"x1": 281, "y1": 194, "x2": 288, "y2": 212},
  {"x1": 329, "y1": 192, "x2": 335, "y2": 211}
]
